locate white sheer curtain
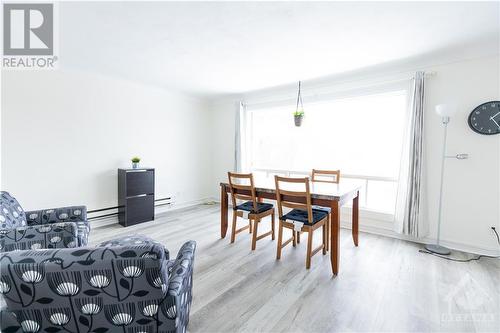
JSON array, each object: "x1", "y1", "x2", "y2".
[
  {"x1": 234, "y1": 101, "x2": 246, "y2": 172},
  {"x1": 395, "y1": 71, "x2": 426, "y2": 237}
]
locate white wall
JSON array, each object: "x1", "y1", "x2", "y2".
[
  {"x1": 209, "y1": 100, "x2": 238, "y2": 198},
  {"x1": 209, "y1": 55, "x2": 500, "y2": 255},
  {"x1": 2, "y1": 55, "x2": 498, "y2": 254},
  {"x1": 1, "y1": 69, "x2": 212, "y2": 211},
  {"x1": 424, "y1": 56, "x2": 500, "y2": 254}
]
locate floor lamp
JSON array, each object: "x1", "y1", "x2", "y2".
[{"x1": 425, "y1": 104, "x2": 468, "y2": 255}]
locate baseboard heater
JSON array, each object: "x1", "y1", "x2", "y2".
[{"x1": 87, "y1": 197, "x2": 171, "y2": 221}]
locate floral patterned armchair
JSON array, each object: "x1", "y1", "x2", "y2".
[
  {"x1": 0, "y1": 240, "x2": 196, "y2": 333},
  {"x1": 0, "y1": 191, "x2": 90, "y2": 252}
]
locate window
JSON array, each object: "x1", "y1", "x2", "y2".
[{"x1": 242, "y1": 88, "x2": 408, "y2": 214}]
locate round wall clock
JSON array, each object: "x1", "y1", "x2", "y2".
[{"x1": 468, "y1": 101, "x2": 500, "y2": 135}]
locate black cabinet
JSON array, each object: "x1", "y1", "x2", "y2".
[{"x1": 118, "y1": 168, "x2": 155, "y2": 227}]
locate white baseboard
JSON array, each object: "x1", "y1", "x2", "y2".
[
  {"x1": 339, "y1": 219, "x2": 499, "y2": 256},
  {"x1": 155, "y1": 197, "x2": 214, "y2": 215}
]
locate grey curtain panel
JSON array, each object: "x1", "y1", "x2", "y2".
[{"x1": 395, "y1": 71, "x2": 426, "y2": 237}]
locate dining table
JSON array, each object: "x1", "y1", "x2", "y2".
[{"x1": 219, "y1": 177, "x2": 361, "y2": 275}]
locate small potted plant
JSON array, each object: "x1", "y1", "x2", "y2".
[
  {"x1": 131, "y1": 156, "x2": 141, "y2": 169},
  {"x1": 294, "y1": 109, "x2": 304, "y2": 127},
  {"x1": 294, "y1": 81, "x2": 305, "y2": 127}
]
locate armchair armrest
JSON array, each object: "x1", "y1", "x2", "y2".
[
  {"x1": 168, "y1": 240, "x2": 196, "y2": 296},
  {"x1": 158, "y1": 241, "x2": 196, "y2": 333},
  {"x1": 0, "y1": 222, "x2": 79, "y2": 252}
]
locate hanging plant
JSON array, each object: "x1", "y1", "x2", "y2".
[{"x1": 294, "y1": 81, "x2": 304, "y2": 127}]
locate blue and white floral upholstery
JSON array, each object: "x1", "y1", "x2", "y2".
[
  {"x1": 0, "y1": 191, "x2": 90, "y2": 251},
  {"x1": 0, "y1": 239, "x2": 196, "y2": 333}
]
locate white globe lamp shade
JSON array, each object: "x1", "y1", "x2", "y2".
[{"x1": 435, "y1": 104, "x2": 457, "y2": 117}]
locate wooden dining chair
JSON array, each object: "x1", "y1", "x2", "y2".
[
  {"x1": 310, "y1": 169, "x2": 340, "y2": 251},
  {"x1": 275, "y1": 176, "x2": 327, "y2": 269},
  {"x1": 311, "y1": 169, "x2": 341, "y2": 183},
  {"x1": 227, "y1": 172, "x2": 275, "y2": 250}
]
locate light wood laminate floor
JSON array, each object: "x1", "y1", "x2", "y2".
[{"x1": 90, "y1": 205, "x2": 499, "y2": 332}]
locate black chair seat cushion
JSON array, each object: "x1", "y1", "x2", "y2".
[
  {"x1": 282, "y1": 208, "x2": 328, "y2": 225},
  {"x1": 236, "y1": 201, "x2": 274, "y2": 214}
]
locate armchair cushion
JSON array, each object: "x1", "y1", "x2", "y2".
[
  {"x1": 25, "y1": 207, "x2": 90, "y2": 247},
  {"x1": 0, "y1": 222, "x2": 79, "y2": 252},
  {"x1": 0, "y1": 191, "x2": 27, "y2": 231}
]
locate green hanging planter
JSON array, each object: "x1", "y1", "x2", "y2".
[
  {"x1": 294, "y1": 111, "x2": 304, "y2": 126},
  {"x1": 294, "y1": 81, "x2": 305, "y2": 127}
]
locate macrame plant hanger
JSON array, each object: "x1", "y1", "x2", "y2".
[{"x1": 294, "y1": 81, "x2": 304, "y2": 127}]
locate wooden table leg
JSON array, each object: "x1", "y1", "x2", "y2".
[
  {"x1": 352, "y1": 191, "x2": 359, "y2": 246},
  {"x1": 220, "y1": 184, "x2": 228, "y2": 238},
  {"x1": 330, "y1": 200, "x2": 340, "y2": 275}
]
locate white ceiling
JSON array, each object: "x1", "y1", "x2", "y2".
[{"x1": 60, "y1": 1, "x2": 500, "y2": 97}]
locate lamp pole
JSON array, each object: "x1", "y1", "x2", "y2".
[
  {"x1": 425, "y1": 116, "x2": 451, "y2": 255},
  {"x1": 425, "y1": 104, "x2": 468, "y2": 255}
]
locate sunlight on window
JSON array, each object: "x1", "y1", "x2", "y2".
[{"x1": 245, "y1": 90, "x2": 407, "y2": 214}]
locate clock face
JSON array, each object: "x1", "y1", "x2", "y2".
[{"x1": 468, "y1": 101, "x2": 500, "y2": 135}]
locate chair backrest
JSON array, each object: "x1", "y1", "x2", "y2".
[
  {"x1": 311, "y1": 169, "x2": 340, "y2": 184},
  {"x1": 227, "y1": 172, "x2": 258, "y2": 211},
  {"x1": 274, "y1": 176, "x2": 313, "y2": 223},
  {"x1": 0, "y1": 191, "x2": 27, "y2": 230}
]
